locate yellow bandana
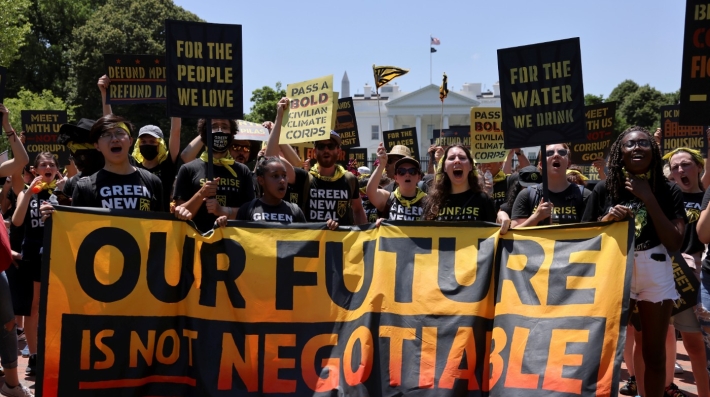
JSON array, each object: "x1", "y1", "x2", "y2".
[
  {"x1": 394, "y1": 187, "x2": 427, "y2": 208},
  {"x1": 310, "y1": 164, "x2": 346, "y2": 182},
  {"x1": 493, "y1": 170, "x2": 507, "y2": 183},
  {"x1": 199, "y1": 151, "x2": 237, "y2": 177},
  {"x1": 132, "y1": 138, "x2": 169, "y2": 164},
  {"x1": 36, "y1": 180, "x2": 57, "y2": 194},
  {"x1": 566, "y1": 169, "x2": 589, "y2": 181},
  {"x1": 622, "y1": 167, "x2": 651, "y2": 180},
  {"x1": 66, "y1": 142, "x2": 95, "y2": 152}
]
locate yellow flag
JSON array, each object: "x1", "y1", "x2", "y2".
[
  {"x1": 439, "y1": 72, "x2": 449, "y2": 102},
  {"x1": 372, "y1": 65, "x2": 409, "y2": 88}
]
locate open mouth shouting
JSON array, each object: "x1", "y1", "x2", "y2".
[
  {"x1": 44, "y1": 172, "x2": 53, "y2": 178},
  {"x1": 110, "y1": 145, "x2": 123, "y2": 154}
]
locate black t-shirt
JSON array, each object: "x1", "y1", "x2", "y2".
[
  {"x1": 491, "y1": 175, "x2": 510, "y2": 212},
  {"x1": 582, "y1": 181, "x2": 686, "y2": 251},
  {"x1": 701, "y1": 189, "x2": 710, "y2": 272},
  {"x1": 362, "y1": 196, "x2": 381, "y2": 223},
  {"x1": 681, "y1": 191, "x2": 705, "y2": 256},
  {"x1": 286, "y1": 168, "x2": 310, "y2": 209},
  {"x1": 174, "y1": 159, "x2": 254, "y2": 233},
  {"x1": 305, "y1": 173, "x2": 359, "y2": 225},
  {"x1": 138, "y1": 155, "x2": 177, "y2": 209},
  {"x1": 20, "y1": 189, "x2": 51, "y2": 261},
  {"x1": 434, "y1": 190, "x2": 496, "y2": 222},
  {"x1": 420, "y1": 174, "x2": 435, "y2": 194},
  {"x1": 236, "y1": 199, "x2": 306, "y2": 223},
  {"x1": 512, "y1": 183, "x2": 591, "y2": 225},
  {"x1": 62, "y1": 173, "x2": 81, "y2": 198},
  {"x1": 5, "y1": 188, "x2": 24, "y2": 252},
  {"x1": 385, "y1": 191, "x2": 425, "y2": 221},
  {"x1": 72, "y1": 169, "x2": 164, "y2": 212}
]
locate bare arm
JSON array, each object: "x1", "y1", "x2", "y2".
[
  {"x1": 503, "y1": 150, "x2": 515, "y2": 174},
  {"x1": 698, "y1": 203, "x2": 710, "y2": 244},
  {"x1": 12, "y1": 177, "x2": 40, "y2": 227},
  {"x1": 98, "y1": 75, "x2": 113, "y2": 116},
  {"x1": 366, "y1": 142, "x2": 391, "y2": 211},
  {"x1": 351, "y1": 196, "x2": 367, "y2": 225},
  {"x1": 265, "y1": 97, "x2": 295, "y2": 184},
  {"x1": 0, "y1": 105, "x2": 29, "y2": 177},
  {"x1": 169, "y1": 117, "x2": 181, "y2": 163},
  {"x1": 180, "y1": 135, "x2": 204, "y2": 164},
  {"x1": 702, "y1": 149, "x2": 710, "y2": 190}
]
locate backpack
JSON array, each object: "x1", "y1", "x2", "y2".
[{"x1": 75, "y1": 168, "x2": 161, "y2": 210}]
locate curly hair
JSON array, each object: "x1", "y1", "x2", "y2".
[
  {"x1": 423, "y1": 145, "x2": 480, "y2": 220},
  {"x1": 605, "y1": 126, "x2": 665, "y2": 202}
]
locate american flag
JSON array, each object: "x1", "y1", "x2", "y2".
[{"x1": 431, "y1": 37, "x2": 440, "y2": 45}]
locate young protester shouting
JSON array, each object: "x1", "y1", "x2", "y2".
[
  {"x1": 173, "y1": 118, "x2": 254, "y2": 233},
  {"x1": 422, "y1": 144, "x2": 510, "y2": 233},
  {"x1": 582, "y1": 126, "x2": 686, "y2": 397},
  {"x1": 367, "y1": 142, "x2": 426, "y2": 221},
  {"x1": 0, "y1": 103, "x2": 33, "y2": 396},
  {"x1": 511, "y1": 143, "x2": 591, "y2": 227},
  {"x1": 11, "y1": 153, "x2": 59, "y2": 377}
]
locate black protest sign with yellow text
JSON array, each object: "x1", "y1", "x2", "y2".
[
  {"x1": 39, "y1": 208, "x2": 630, "y2": 397},
  {"x1": 21, "y1": 110, "x2": 69, "y2": 166},
  {"x1": 165, "y1": 20, "x2": 242, "y2": 119},
  {"x1": 680, "y1": 0, "x2": 710, "y2": 125},
  {"x1": 569, "y1": 102, "x2": 617, "y2": 181},
  {"x1": 383, "y1": 127, "x2": 419, "y2": 159},
  {"x1": 433, "y1": 126, "x2": 470, "y2": 148},
  {"x1": 348, "y1": 147, "x2": 368, "y2": 168},
  {"x1": 497, "y1": 38, "x2": 585, "y2": 148},
  {"x1": 660, "y1": 105, "x2": 708, "y2": 157},
  {"x1": 104, "y1": 55, "x2": 167, "y2": 104},
  {"x1": 335, "y1": 97, "x2": 359, "y2": 148}
]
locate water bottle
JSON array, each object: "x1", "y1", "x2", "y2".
[
  {"x1": 49, "y1": 194, "x2": 59, "y2": 206},
  {"x1": 484, "y1": 170, "x2": 493, "y2": 195}
]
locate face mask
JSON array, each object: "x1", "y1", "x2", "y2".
[
  {"x1": 211, "y1": 132, "x2": 231, "y2": 153},
  {"x1": 139, "y1": 144, "x2": 159, "y2": 161}
]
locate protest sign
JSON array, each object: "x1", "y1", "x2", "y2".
[
  {"x1": 280, "y1": 75, "x2": 334, "y2": 144},
  {"x1": 235, "y1": 120, "x2": 269, "y2": 141},
  {"x1": 569, "y1": 102, "x2": 617, "y2": 181},
  {"x1": 383, "y1": 127, "x2": 419, "y2": 159},
  {"x1": 39, "y1": 209, "x2": 630, "y2": 397},
  {"x1": 347, "y1": 148, "x2": 368, "y2": 167},
  {"x1": 660, "y1": 105, "x2": 708, "y2": 157},
  {"x1": 680, "y1": 0, "x2": 710, "y2": 125},
  {"x1": 470, "y1": 108, "x2": 506, "y2": 163},
  {"x1": 21, "y1": 110, "x2": 69, "y2": 166},
  {"x1": 335, "y1": 97, "x2": 360, "y2": 148},
  {"x1": 497, "y1": 38, "x2": 586, "y2": 148},
  {"x1": 104, "y1": 54, "x2": 167, "y2": 104},
  {"x1": 165, "y1": 20, "x2": 242, "y2": 119},
  {"x1": 0, "y1": 66, "x2": 6, "y2": 103},
  {"x1": 432, "y1": 126, "x2": 470, "y2": 147}
]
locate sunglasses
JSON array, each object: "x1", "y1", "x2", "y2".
[
  {"x1": 622, "y1": 139, "x2": 651, "y2": 149},
  {"x1": 396, "y1": 167, "x2": 419, "y2": 176},
  {"x1": 230, "y1": 144, "x2": 250, "y2": 152},
  {"x1": 545, "y1": 148, "x2": 568, "y2": 157},
  {"x1": 315, "y1": 143, "x2": 338, "y2": 151}
]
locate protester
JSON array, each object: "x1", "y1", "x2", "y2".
[
  {"x1": 498, "y1": 166, "x2": 541, "y2": 218},
  {"x1": 511, "y1": 143, "x2": 591, "y2": 227},
  {"x1": 367, "y1": 142, "x2": 426, "y2": 221},
  {"x1": 479, "y1": 148, "x2": 530, "y2": 211},
  {"x1": 381, "y1": 145, "x2": 411, "y2": 192},
  {"x1": 57, "y1": 118, "x2": 104, "y2": 204},
  {"x1": 0, "y1": 103, "x2": 33, "y2": 396},
  {"x1": 304, "y1": 131, "x2": 366, "y2": 225},
  {"x1": 173, "y1": 118, "x2": 254, "y2": 233},
  {"x1": 582, "y1": 126, "x2": 686, "y2": 397}
]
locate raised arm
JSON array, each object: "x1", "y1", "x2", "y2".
[
  {"x1": 98, "y1": 75, "x2": 113, "y2": 116},
  {"x1": 0, "y1": 104, "x2": 29, "y2": 177},
  {"x1": 180, "y1": 135, "x2": 204, "y2": 164},
  {"x1": 169, "y1": 117, "x2": 181, "y2": 163},
  {"x1": 366, "y1": 142, "x2": 392, "y2": 211}
]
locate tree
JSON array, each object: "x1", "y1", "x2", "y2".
[
  {"x1": 619, "y1": 84, "x2": 669, "y2": 130},
  {"x1": 65, "y1": 0, "x2": 202, "y2": 145},
  {"x1": 607, "y1": 79, "x2": 639, "y2": 104},
  {"x1": 1, "y1": 87, "x2": 76, "y2": 152},
  {"x1": 244, "y1": 82, "x2": 287, "y2": 123},
  {"x1": 584, "y1": 94, "x2": 604, "y2": 106},
  {"x1": 0, "y1": 0, "x2": 32, "y2": 66}
]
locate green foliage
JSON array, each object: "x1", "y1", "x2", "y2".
[
  {"x1": 584, "y1": 94, "x2": 604, "y2": 106},
  {"x1": 244, "y1": 82, "x2": 286, "y2": 123},
  {"x1": 606, "y1": 80, "x2": 639, "y2": 104},
  {"x1": 620, "y1": 85, "x2": 677, "y2": 130},
  {"x1": 0, "y1": 0, "x2": 32, "y2": 66}
]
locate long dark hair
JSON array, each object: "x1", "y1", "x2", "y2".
[
  {"x1": 606, "y1": 126, "x2": 665, "y2": 202},
  {"x1": 423, "y1": 144, "x2": 480, "y2": 220}
]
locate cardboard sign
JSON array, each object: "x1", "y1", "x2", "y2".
[
  {"x1": 104, "y1": 54, "x2": 167, "y2": 104},
  {"x1": 165, "y1": 20, "x2": 243, "y2": 119},
  {"x1": 432, "y1": 126, "x2": 470, "y2": 147},
  {"x1": 234, "y1": 120, "x2": 269, "y2": 141},
  {"x1": 383, "y1": 127, "x2": 419, "y2": 159},
  {"x1": 335, "y1": 97, "x2": 359, "y2": 148},
  {"x1": 660, "y1": 105, "x2": 708, "y2": 157},
  {"x1": 470, "y1": 107, "x2": 507, "y2": 163},
  {"x1": 497, "y1": 38, "x2": 586, "y2": 148},
  {"x1": 280, "y1": 75, "x2": 334, "y2": 144},
  {"x1": 21, "y1": 110, "x2": 69, "y2": 166},
  {"x1": 680, "y1": 0, "x2": 710, "y2": 125},
  {"x1": 568, "y1": 102, "x2": 617, "y2": 180},
  {"x1": 348, "y1": 148, "x2": 368, "y2": 167},
  {"x1": 0, "y1": 66, "x2": 6, "y2": 103}
]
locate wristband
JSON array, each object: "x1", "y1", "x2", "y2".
[{"x1": 515, "y1": 151, "x2": 522, "y2": 155}]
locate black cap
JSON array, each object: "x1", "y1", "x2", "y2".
[
  {"x1": 518, "y1": 165, "x2": 542, "y2": 187},
  {"x1": 57, "y1": 118, "x2": 95, "y2": 145}
]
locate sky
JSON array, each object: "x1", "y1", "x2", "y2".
[{"x1": 172, "y1": 0, "x2": 685, "y2": 112}]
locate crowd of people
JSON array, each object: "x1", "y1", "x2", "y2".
[{"x1": 0, "y1": 78, "x2": 708, "y2": 396}]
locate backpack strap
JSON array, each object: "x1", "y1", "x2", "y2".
[{"x1": 75, "y1": 173, "x2": 99, "y2": 205}]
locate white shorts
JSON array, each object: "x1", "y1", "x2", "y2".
[{"x1": 631, "y1": 245, "x2": 679, "y2": 303}]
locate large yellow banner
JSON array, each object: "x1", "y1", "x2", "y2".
[{"x1": 38, "y1": 208, "x2": 632, "y2": 396}]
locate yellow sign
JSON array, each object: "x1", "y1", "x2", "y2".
[
  {"x1": 470, "y1": 107, "x2": 506, "y2": 163},
  {"x1": 281, "y1": 75, "x2": 334, "y2": 144}
]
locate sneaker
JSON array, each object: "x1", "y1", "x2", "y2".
[
  {"x1": 15, "y1": 328, "x2": 25, "y2": 341},
  {"x1": 665, "y1": 382, "x2": 688, "y2": 397},
  {"x1": 25, "y1": 354, "x2": 36, "y2": 376},
  {"x1": 674, "y1": 362, "x2": 684, "y2": 374},
  {"x1": 619, "y1": 375, "x2": 637, "y2": 396},
  {"x1": 0, "y1": 383, "x2": 34, "y2": 397},
  {"x1": 20, "y1": 346, "x2": 29, "y2": 358}
]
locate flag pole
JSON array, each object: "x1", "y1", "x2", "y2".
[
  {"x1": 376, "y1": 86, "x2": 383, "y2": 134},
  {"x1": 429, "y1": 34, "x2": 432, "y2": 85}
]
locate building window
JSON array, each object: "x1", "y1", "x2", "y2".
[
  {"x1": 427, "y1": 124, "x2": 434, "y2": 140},
  {"x1": 401, "y1": 124, "x2": 410, "y2": 128},
  {"x1": 371, "y1": 125, "x2": 379, "y2": 140}
]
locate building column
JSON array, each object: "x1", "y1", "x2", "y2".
[
  {"x1": 388, "y1": 116, "x2": 395, "y2": 130},
  {"x1": 415, "y1": 115, "x2": 422, "y2": 157},
  {"x1": 443, "y1": 115, "x2": 449, "y2": 129}
]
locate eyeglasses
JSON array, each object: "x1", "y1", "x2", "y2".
[
  {"x1": 622, "y1": 139, "x2": 651, "y2": 149},
  {"x1": 315, "y1": 143, "x2": 338, "y2": 151},
  {"x1": 99, "y1": 129, "x2": 129, "y2": 140},
  {"x1": 546, "y1": 148, "x2": 568, "y2": 157},
  {"x1": 230, "y1": 144, "x2": 250, "y2": 152},
  {"x1": 396, "y1": 167, "x2": 419, "y2": 176}
]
